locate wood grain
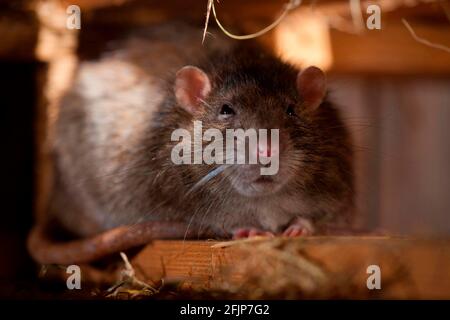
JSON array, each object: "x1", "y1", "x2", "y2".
[{"x1": 132, "y1": 237, "x2": 450, "y2": 298}]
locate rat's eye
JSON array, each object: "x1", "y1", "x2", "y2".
[
  {"x1": 286, "y1": 105, "x2": 296, "y2": 117},
  {"x1": 219, "y1": 104, "x2": 235, "y2": 116}
]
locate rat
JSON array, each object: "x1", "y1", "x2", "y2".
[{"x1": 28, "y1": 23, "x2": 354, "y2": 264}]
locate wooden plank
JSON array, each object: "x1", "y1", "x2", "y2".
[
  {"x1": 75, "y1": 0, "x2": 450, "y2": 75},
  {"x1": 132, "y1": 237, "x2": 450, "y2": 298},
  {"x1": 329, "y1": 22, "x2": 450, "y2": 74},
  {"x1": 274, "y1": 5, "x2": 450, "y2": 74},
  {"x1": 34, "y1": 1, "x2": 79, "y2": 222},
  {"x1": 376, "y1": 78, "x2": 450, "y2": 234},
  {"x1": 2, "y1": 0, "x2": 448, "y2": 75}
]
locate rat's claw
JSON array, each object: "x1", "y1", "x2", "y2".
[
  {"x1": 232, "y1": 228, "x2": 275, "y2": 239},
  {"x1": 282, "y1": 217, "x2": 315, "y2": 237},
  {"x1": 283, "y1": 225, "x2": 310, "y2": 237}
]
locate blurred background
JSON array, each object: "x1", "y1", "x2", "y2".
[{"x1": 0, "y1": 0, "x2": 449, "y2": 297}]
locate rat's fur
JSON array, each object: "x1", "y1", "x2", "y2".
[{"x1": 52, "y1": 24, "x2": 353, "y2": 239}]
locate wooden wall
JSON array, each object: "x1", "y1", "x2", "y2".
[{"x1": 331, "y1": 76, "x2": 450, "y2": 235}]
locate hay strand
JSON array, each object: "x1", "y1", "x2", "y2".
[
  {"x1": 203, "y1": 0, "x2": 302, "y2": 42},
  {"x1": 402, "y1": 18, "x2": 450, "y2": 54}
]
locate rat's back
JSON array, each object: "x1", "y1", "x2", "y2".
[{"x1": 52, "y1": 24, "x2": 232, "y2": 236}]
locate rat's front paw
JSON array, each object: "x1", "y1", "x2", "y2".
[
  {"x1": 283, "y1": 217, "x2": 315, "y2": 237},
  {"x1": 232, "y1": 228, "x2": 275, "y2": 239}
]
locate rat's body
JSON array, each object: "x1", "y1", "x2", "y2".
[{"x1": 30, "y1": 23, "x2": 353, "y2": 263}]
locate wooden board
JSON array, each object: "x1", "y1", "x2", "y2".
[
  {"x1": 3, "y1": 0, "x2": 450, "y2": 74},
  {"x1": 131, "y1": 237, "x2": 450, "y2": 299}
]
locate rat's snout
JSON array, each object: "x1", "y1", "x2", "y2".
[
  {"x1": 227, "y1": 129, "x2": 287, "y2": 197},
  {"x1": 257, "y1": 137, "x2": 280, "y2": 159}
]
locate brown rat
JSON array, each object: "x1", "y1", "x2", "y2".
[{"x1": 28, "y1": 23, "x2": 353, "y2": 264}]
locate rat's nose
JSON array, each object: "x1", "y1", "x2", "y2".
[{"x1": 258, "y1": 138, "x2": 278, "y2": 158}]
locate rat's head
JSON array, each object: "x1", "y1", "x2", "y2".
[{"x1": 172, "y1": 52, "x2": 335, "y2": 198}]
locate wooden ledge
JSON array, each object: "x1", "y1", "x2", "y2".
[{"x1": 131, "y1": 237, "x2": 450, "y2": 299}]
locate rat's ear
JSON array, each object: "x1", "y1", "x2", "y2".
[
  {"x1": 296, "y1": 66, "x2": 327, "y2": 111},
  {"x1": 175, "y1": 66, "x2": 211, "y2": 114}
]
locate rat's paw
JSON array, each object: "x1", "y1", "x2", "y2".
[
  {"x1": 232, "y1": 228, "x2": 275, "y2": 239},
  {"x1": 283, "y1": 217, "x2": 315, "y2": 237}
]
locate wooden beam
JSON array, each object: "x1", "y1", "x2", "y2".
[
  {"x1": 75, "y1": 0, "x2": 450, "y2": 75},
  {"x1": 328, "y1": 21, "x2": 450, "y2": 74},
  {"x1": 131, "y1": 237, "x2": 450, "y2": 299},
  {"x1": 34, "y1": 0, "x2": 79, "y2": 222},
  {"x1": 274, "y1": 2, "x2": 450, "y2": 74}
]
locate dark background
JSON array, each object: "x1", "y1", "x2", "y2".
[{"x1": 0, "y1": 62, "x2": 37, "y2": 297}]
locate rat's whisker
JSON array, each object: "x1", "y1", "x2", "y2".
[{"x1": 190, "y1": 164, "x2": 232, "y2": 192}]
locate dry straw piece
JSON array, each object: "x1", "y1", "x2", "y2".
[
  {"x1": 202, "y1": 0, "x2": 450, "y2": 54},
  {"x1": 202, "y1": 0, "x2": 302, "y2": 43},
  {"x1": 402, "y1": 18, "x2": 450, "y2": 54},
  {"x1": 105, "y1": 252, "x2": 163, "y2": 298}
]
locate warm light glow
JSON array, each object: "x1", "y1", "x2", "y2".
[{"x1": 275, "y1": 11, "x2": 333, "y2": 71}]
